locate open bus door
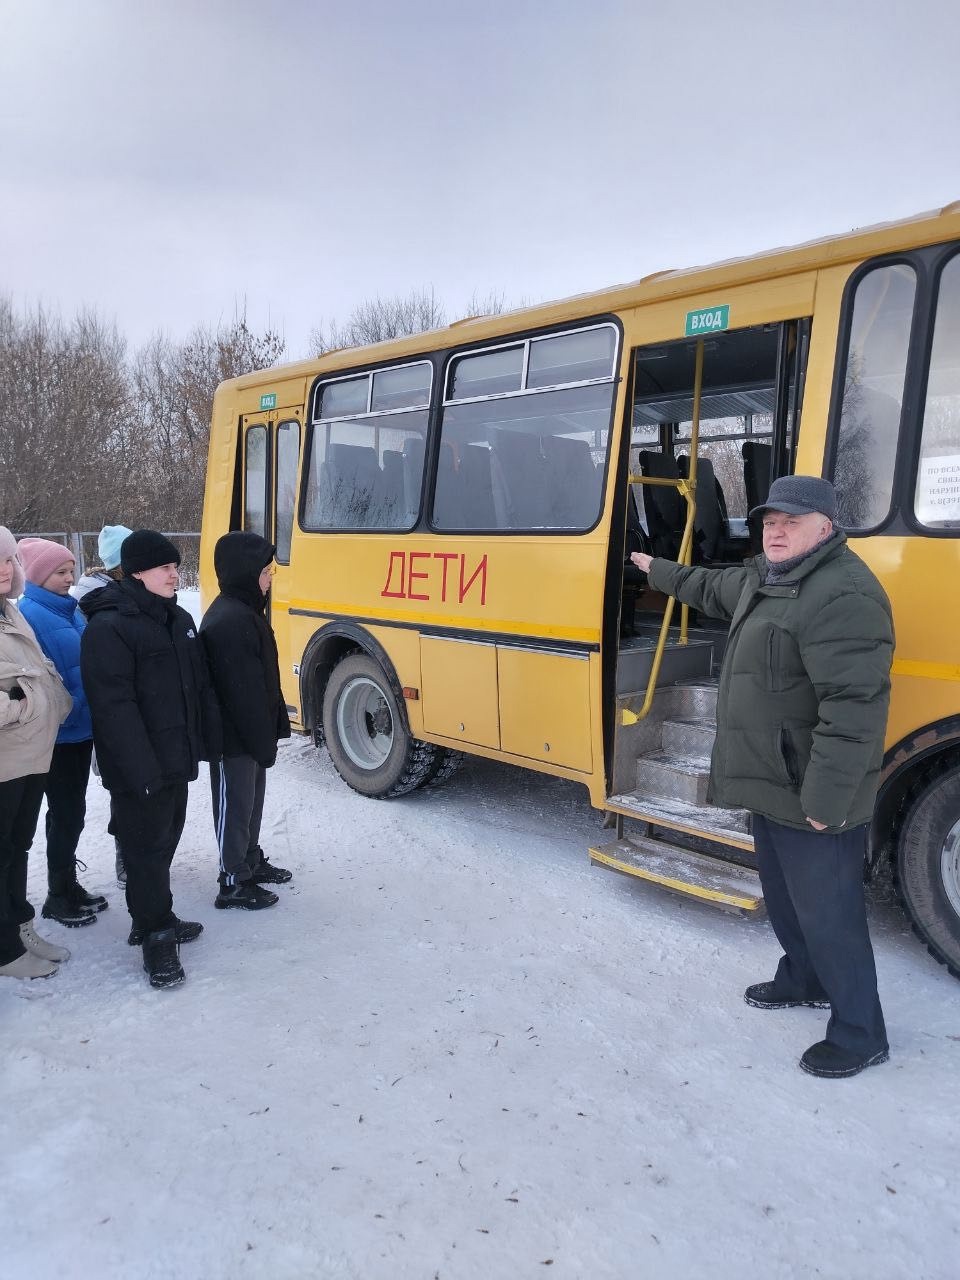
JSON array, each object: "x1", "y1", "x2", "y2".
[{"x1": 593, "y1": 317, "x2": 810, "y2": 909}]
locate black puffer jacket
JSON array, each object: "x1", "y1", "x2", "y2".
[
  {"x1": 200, "y1": 532, "x2": 291, "y2": 767},
  {"x1": 79, "y1": 578, "x2": 222, "y2": 796}
]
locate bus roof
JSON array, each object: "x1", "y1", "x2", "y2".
[{"x1": 223, "y1": 200, "x2": 960, "y2": 392}]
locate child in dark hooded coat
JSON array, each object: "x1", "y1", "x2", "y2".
[{"x1": 200, "y1": 532, "x2": 292, "y2": 909}]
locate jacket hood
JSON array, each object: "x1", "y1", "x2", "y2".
[
  {"x1": 0, "y1": 525, "x2": 24, "y2": 598},
  {"x1": 214, "y1": 532, "x2": 275, "y2": 591}
]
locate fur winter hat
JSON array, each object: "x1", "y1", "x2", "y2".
[
  {"x1": 0, "y1": 525, "x2": 25, "y2": 598},
  {"x1": 120, "y1": 529, "x2": 181, "y2": 575},
  {"x1": 98, "y1": 524, "x2": 133, "y2": 571},
  {"x1": 17, "y1": 537, "x2": 75, "y2": 587}
]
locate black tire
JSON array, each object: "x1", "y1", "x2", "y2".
[
  {"x1": 421, "y1": 747, "x2": 464, "y2": 789},
  {"x1": 895, "y1": 762, "x2": 960, "y2": 980},
  {"x1": 322, "y1": 652, "x2": 438, "y2": 798}
]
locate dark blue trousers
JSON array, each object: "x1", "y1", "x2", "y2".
[{"x1": 753, "y1": 814, "x2": 887, "y2": 1057}]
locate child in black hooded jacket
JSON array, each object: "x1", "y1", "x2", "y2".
[{"x1": 200, "y1": 531, "x2": 292, "y2": 909}]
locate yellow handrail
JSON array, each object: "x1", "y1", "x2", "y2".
[{"x1": 621, "y1": 339, "x2": 704, "y2": 727}]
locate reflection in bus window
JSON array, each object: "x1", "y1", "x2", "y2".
[
  {"x1": 244, "y1": 425, "x2": 268, "y2": 537},
  {"x1": 275, "y1": 421, "x2": 300, "y2": 562},
  {"x1": 304, "y1": 362, "x2": 432, "y2": 531},
  {"x1": 303, "y1": 413, "x2": 429, "y2": 530},
  {"x1": 834, "y1": 264, "x2": 916, "y2": 529},
  {"x1": 915, "y1": 254, "x2": 960, "y2": 531},
  {"x1": 435, "y1": 325, "x2": 618, "y2": 532}
]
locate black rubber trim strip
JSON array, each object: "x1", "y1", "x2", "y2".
[{"x1": 288, "y1": 607, "x2": 598, "y2": 655}]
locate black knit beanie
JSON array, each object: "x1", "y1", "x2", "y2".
[{"x1": 120, "y1": 530, "x2": 181, "y2": 575}]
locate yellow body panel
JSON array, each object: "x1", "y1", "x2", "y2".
[
  {"x1": 420, "y1": 636, "x2": 500, "y2": 748},
  {"x1": 498, "y1": 649, "x2": 593, "y2": 772}
]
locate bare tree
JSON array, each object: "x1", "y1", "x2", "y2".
[
  {"x1": 0, "y1": 299, "x2": 137, "y2": 531},
  {"x1": 134, "y1": 309, "x2": 285, "y2": 531},
  {"x1": 309, "y1": 287, "x2": 448, "y2": 355}
]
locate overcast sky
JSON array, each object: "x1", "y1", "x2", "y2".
[{"x1": 2, "y1": 0, "x2": 959, "y2": 358}]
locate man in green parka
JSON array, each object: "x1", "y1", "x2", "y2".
[{"x1": 631, "y1": 475, "x2": 894, "y2": 1079}]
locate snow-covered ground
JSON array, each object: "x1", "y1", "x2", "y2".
[{"x1": 3, "y1": 587, "x2": 958, "y2": 1278}]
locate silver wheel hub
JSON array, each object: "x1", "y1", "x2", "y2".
[
  {"x1": 336, "y1": 676, "x2": 393, "y2": 770},
  {"x1": 942, "y1": 814, "x2": 960, "y2": 919}
]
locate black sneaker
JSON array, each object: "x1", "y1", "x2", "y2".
[
  {"x1": 214, "y1": 881, "x2": 279, "y2": 911},
  {"x1": 142, "y1": 927, "x2": 185, "y2": 990},
  {"x1": 250, "y1": 855, "x2": 292, "y2": 885},
  {"x1": 41, "y1": 893, "x2": 98, "y2": 928},
  {"x1": 128, "y1": 916, "x2": 204, "y2": 947},
  {"x1": 800, "y1": 1040, "x2": 889, "y2": 1079},
  {"x1": 744, "y1": 981, "x2": 830, "y2": 1010},
  {"x1": 70, "y1": 881, "x2": 108, "y2": 912}
]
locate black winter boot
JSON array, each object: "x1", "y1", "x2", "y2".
[
  {"x1": 42, "y1": 893, "x2": 97, "y2": 928},
  {"x1": 128, "y1": 916, "x2": 203, "y2": 947},
  {"x1": 799, "y1": 1040, "x2": 889, "y2": 1078},
  {"x1": 69, "y1": 878, "x2": 108, "y2": 912},
  {"x1": 744, "y1": 981, "x2": 830, "y2": 1010},
  {"x1": 250, "y1": 849, "x2": 292, "y2": 885},
  {"x1": 142, "y1": 928, "x2": 185, "y2": 989},
  {"x1": 215, "y1": 880, "x2": 279, "y2": 910}
]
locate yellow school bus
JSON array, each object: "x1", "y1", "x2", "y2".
[{"x1": 201, "y1": 202, "x2": 960, "y2": 978}]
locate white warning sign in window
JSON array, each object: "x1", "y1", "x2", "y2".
[{"x1": 916, "y1": 454, "x2": 960, "y2": 525}]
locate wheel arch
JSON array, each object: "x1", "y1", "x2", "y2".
[
  {"x1": 298, "y1": 620, "x2": 411, "y2": 740},
  {"x1": 873, "y1": 715, "x2": 960, "y2": 863}
]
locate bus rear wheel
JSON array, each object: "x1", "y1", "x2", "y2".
[
  {"x1": 895, "y1": 762, "x2": 960, "y2": 980},
  {"x1": 322, "y1": 652, "x2": 438, "y2": 798}
]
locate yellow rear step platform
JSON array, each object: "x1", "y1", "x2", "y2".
[{"x1": 590, "y1": 834, "x2": 764, "y2": 916}]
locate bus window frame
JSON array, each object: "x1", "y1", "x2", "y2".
[
  {"x1": 431, "y1": 317, "x2": 623, "y2": 537},
  {"x1": 824, "y1": 243, "x2": 960, "y2": 540}
]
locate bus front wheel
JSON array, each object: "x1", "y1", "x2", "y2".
[
  {"x1": 322, "y1": 652, "x2": 438, "y2": 799},
  {"x1": 896, "y1": 761, "x2": 960, "y2": 980}
]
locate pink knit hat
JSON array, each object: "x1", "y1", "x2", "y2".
[
  {"x1": 0, "y1": 526, "x2": 24, "y2": 597},
  {"x1": 17, "y1": 537, "x2": 75, "y2": 587}
]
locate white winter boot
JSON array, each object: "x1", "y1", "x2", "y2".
[
  {"x1": 0, "y1": 950, "x2": 59, "y2": 979},
  {"x1": 20, "y1": 922, "x2": 71, "y2": 963}
]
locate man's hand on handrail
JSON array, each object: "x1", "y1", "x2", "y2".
[{"x1": 630, "y1": 551, "x2": 653, "y2": 573}]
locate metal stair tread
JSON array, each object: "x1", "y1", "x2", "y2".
[
  {"x1": 639, "y1": 750, "x2": 712, "y2": 775},
  {"x1": 607, "y1": 790, "x2": 753, "y2": 847},
  {"x1": 590, "y1": 834, "x2": 764, "y2": 912}
]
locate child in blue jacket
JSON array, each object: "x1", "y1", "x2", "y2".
[{"x1": 17, "y1": 539, "x2": 108, "y2": 928}]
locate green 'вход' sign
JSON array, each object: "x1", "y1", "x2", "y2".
[
  {"x1": 260, "y1": 392, "x2": 277, "y2": 411},
  {"x1": 685, "y1": 305, "x2": 730, "y2": 337}
]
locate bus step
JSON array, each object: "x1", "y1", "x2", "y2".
[{"x1": 589, "y1": 834, "x2": 764, "y2": 916}]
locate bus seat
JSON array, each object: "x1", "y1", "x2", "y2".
[
  {"x1": 381, "y1": 449, "x2": 405, "y2": 525},
  {"x1": 541, "y1": 434, "x2": 601, "y2": 527},
  {"x1": 742, "y1": 440, "x2": 773, "y2": 512},
  {"x1": 459, "y1": 444, "x2": 496, "y2": 528},
  {"x1": 325, "y1": 442, "x2": 384, "y2": 527},
  {"x1": 432, "y1": 441, "x2": 462, "y2": 527},
  {"x1": 636, "y1": 450, "x2": 683, "y2": 559},
  {"x1": 488, "y1": 428, "x2": 549, "y2": 527},
  {"x1": 401, "y1": 436, "x2": 426, "y2": 521},
  {"x1": 677, "y1": 454, "x2": 727, "y2": 561}
]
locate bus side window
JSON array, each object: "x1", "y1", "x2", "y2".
[
  {"x1": 244, "y1": 424, "x2": 268, "y2": 538},
  {"x1": 832, "y1": 263, "x2": 916, "y2": 530},
  {"x1": 275, "y1": 420, "x2": 300, "y2": 563},
  {"x1": 914, "y1": 252, "x2": 960, "y2": 531}
]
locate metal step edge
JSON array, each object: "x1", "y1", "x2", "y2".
[
  {"x1": 638, "y1": 751, "x2": 712, "y2": 776},
  {"x1": 590, "y1": 836, "x2": 764, "y2": 913},
  {"x1": 662, "y1": 717, "x2": 718, "y2": 730},
  {"x1": 606, "y1": 792, "x2": 754, "y2": 850}
]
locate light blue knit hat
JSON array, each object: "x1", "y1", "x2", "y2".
[{"x1": 98, "y1": 524, "x2": 134, "y2": 570}]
